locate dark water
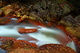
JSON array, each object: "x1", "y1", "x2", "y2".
[{"x1": 0, "y1": 48, "x2": 7, "y2": 53}]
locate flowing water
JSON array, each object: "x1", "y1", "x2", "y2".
[{"x1": 0, "y1": 23, "x2": 77, "y2": 52}]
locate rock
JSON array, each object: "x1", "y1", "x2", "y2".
[
  {"x1": 0, "y1": 9, "x2": 2, "y2": 16},
  {"x1": 75, "y1": 15, "x2": 80, "y2": 23}
]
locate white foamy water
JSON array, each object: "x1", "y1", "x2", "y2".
[
  {"x1": 0, "y1": 25, "x2": 76, "y2": 51},
  {"x1": 0, "y1": 25, "x2": 22, "y2": 38}
]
